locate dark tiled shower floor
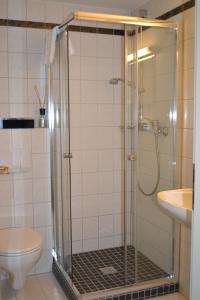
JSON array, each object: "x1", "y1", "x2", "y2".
[{"x1": 70, "y1": 246, "x2": 168, "y2": 294}]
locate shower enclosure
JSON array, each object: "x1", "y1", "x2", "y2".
[{"x1": 48, "y1": 12, "x2": 180, "y2": 299}]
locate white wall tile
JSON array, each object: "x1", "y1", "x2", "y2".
[
  {"x1": 28, "y1": 78, "x2": 46, "y2": 104},
  {"x1": 8, "y1": 27, "x2": 27, "y2": 52},
  {"x1": 33, "y1": 178, "x2": 51, "y2": 203},
  {"x1": 32, "y1": 128, "x2": 49, "y2": 153},
  {"x1": 72, "y1": 240, "x2": 82, "y2": 254},
  {"x1": 83, "y1": 217, "x2": 98, "y2": 239},
  {"x1": 27, "y1": 0, "x2": 45, "y2": 22},
  {"x1": 71, "y1": 196, "x2": 82, "y2": 219},
  {"x1": 81, "y1": 80, "x2": 97, "y2": 103},
  {"x1": 32, "y1": 153, "x2": 50, "y2": 178},
  {"x1": 45, "y1": 1, "x2": 63, "y2": 23},
  {"x1": 9, "y1": 78, "x2": 28, "y2": 103},
  {"x1": 8, "y1": 0, "x2": 26, "y2": 20},
  {"x1": 8, "y1": 53, "x2": 27, "y2": 78},
  {"x1": 0, "y1": 130, "x2": 12, "y2": 151},
  {"x1": 0, "y1": 78, "x2": 8, "y2": 103},
  {"x1": 82, "y1": 150, "x2": 98, "y2": 173},
  {"x1": 96, "y1": 81, "x2": 113, "y2": 103},
  {"x1": 98, "y1": 194, "x2": 113, "y2": 216},
  {"x1": 13, "y1": 179, "x2": 32, "y2": 205},
  {"x1": 99, "y1": 215, "x2": 114, "y2": 237},
  {"x1": 0, "y1": 180, "x2": 13, "y2": 207},
  {"x1": 33, "y1": 202, "x2": 51, "y2": 227},
  {"x1": 0, "y1": 0, "x2": 7, "y2": 19},
  {"x1": 99, "y1": 172, "x2": 114, "y2": 194},
  {"x1": 81, "y1": 57, "x2": 96, "y2": 80},
  {"x1": 0, "y1": 27, "x2": 7, "y2": 52},
  {"x1": 81, "y1": 32, "x2": 97, "y2": 57},
  {"x1": 70, "y1": 104, "x2": 81, "y2": 127},
  {"x1": 97, "y1": 58, "x2": 113, "y2": 80},
  {"x1": 28, "y1": 54, "x2": 45, "y2": 79},
  {"x1": 82, "y1": 172, "x2": 98, "y2": 195},
  {"x1": 98, "y1": 127, "x2": 113, "y2": 149},
  {"x1": 81, "y1": 103, "x2": 98, "y2": 127},
  {"x1": 83, "y1": 194, "x2": 98, "y2": 217},
  {"x1": 35, "y1": 250, "x2": 52, "y2": 274},
  {"x1": 69, "y1": 32, "x2": 81, "y2": 56},
  {"x1": 71, "y1": 173, "x2": 82, "y2": 196},
  {"x1": 0, "y1": 52, "x2": 8, "y2": 77},
  {"x1": 99, "y1": 236, "x2": 114, "y2": 249},
  {"x1": 12, "y1": 129, "x2": 31, "y2": 152},
  {"x1": 27, "y1": 29, "x2": 46, "y2": 54},
  {"x1": 81, "y1": 127, "x2": 98, "y2": 150},
  {"x1": 71, "y1": 150, "x2": 82, "y2": 174},
  {"x1": 10, "y1": 103, "x2": 29, "y2": 118},
  {"x1": 97, "y1": 34, "x2": 113, "y2": 58},
  {"x1": 83, "y1": 238, "x2": 98, "y2": 252},
  {"x1": 69, "y1": 56, "x2": 81, "y2": 80},
  {"x1": 69, "y1": 80, "x2": 81, "y2": 103},
  {"x1": 72, "y1": 218, "x2": 82, "y2": 241},
  {"x1": 14, "y1": 203, "x2": 34, "y2": 227},
  {"x1": 0, "y1": 206, "x2": 14, "y2": 228},
  {"x1": 37, "y1": 226, "x2": 52, "y2": 250}
]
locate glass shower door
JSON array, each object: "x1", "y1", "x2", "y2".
[
  {"x1": 50, "y1": 31, "x2": 72, "y2": 273},
  {"x1": 124, "y1": 24, "x2": 178, "y2": 284}
]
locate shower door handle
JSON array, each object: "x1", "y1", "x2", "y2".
[{"x1": 63, "y1": 153, "x2": 73, "y2": 159}]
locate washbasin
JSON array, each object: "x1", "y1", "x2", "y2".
[{"x1": 157, "y1": 188, "x2": 192, "y2": 227}]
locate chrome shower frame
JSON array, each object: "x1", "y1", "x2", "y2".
[{"x1": 48, "y1": 10, "x2": 182, "y2": 300}]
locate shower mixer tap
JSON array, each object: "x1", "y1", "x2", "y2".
[{"x1": 139, "y1": 119, "x2": 168, "y2": 136}]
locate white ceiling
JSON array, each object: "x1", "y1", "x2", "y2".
[{"x1": 49, "y1": 0, "x2": 150, "y2": 10}]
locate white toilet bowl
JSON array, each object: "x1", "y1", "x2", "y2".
[{"x1": 0, "y1": 227, "x2": 43, "y2": 290}]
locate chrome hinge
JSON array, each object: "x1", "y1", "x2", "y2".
[
  {"x1": 127, "y1": 153, "x2": 137, "y2": 161},
  {"x1": 63, "y1": 153, "x2": 73, "y2": 159}
]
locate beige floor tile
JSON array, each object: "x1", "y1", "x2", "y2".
[
  {"x1": 155, "y1": 293, "x2": 187, "y2": 300},
  {"x1": 0, "y1": 280, "x2": 16, "y2": 300},
  {"x1": 37, "y1": 273, "x2": 67, "y2": 300},
  {"x1": 16, "y1": 276, "x2": 46, "y2": 300}
]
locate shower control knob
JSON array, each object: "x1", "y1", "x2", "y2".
[{"x1": 63, "y1": 153, "x2": 73, "y2": 159}]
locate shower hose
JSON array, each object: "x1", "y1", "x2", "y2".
[{"x1": 137, "y1": 132, "x2": 160, "y2": 196}]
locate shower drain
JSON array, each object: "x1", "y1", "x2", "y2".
[{"x1": 99, "y1": 266, "x2": 117, "y2": 275}]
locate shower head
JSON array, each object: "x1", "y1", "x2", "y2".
[{"x1": 109, "y1": 78, "x2": 123, "y2": 85}]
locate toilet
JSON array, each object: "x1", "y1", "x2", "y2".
[{"x1": 0, "y1": 227, "x2": 43, "y2": 290}]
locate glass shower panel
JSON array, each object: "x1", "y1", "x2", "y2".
[
  {"x1": 67, "y1": 19, "x2": 129, "y2": 292},
  {"x1": 125, "y1": 25, "x2": 177, "y2": 282},
  {"x1": 50, "y1": 31, "x2": 72, "y2": 272}
]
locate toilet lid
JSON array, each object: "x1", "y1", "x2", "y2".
[{"x1": 0, "y1": 227, "x2": 42, "y2": 255}]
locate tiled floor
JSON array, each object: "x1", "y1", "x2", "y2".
[
  {"x1": 0, "y1": 273, "x2": 67, "y2": 300},
  {"x1": 71, "y1": 246, "x2": 167, "y2": 294}
]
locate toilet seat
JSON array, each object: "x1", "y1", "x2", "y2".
[{"x1": 0, "y1": 227, "x2": 42, "y2": 256}]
